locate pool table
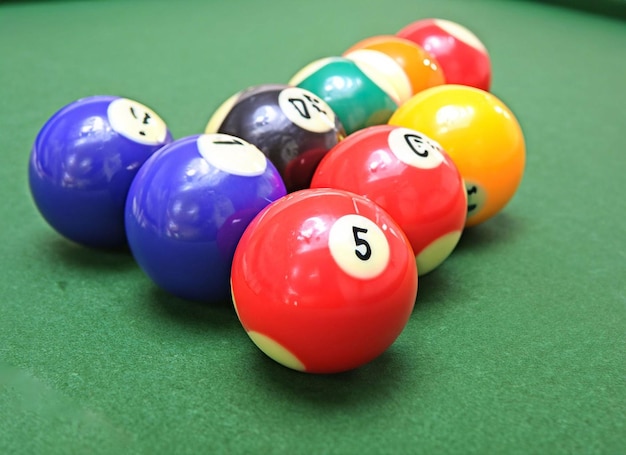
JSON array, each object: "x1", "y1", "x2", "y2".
[{"x1": 1, "y1": 0, "x2": 624, "y2": 453}]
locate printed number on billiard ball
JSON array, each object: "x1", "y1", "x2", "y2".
[
  {"x1": 353, "y1": 226, "x2": 371, "y2": 260},
  {"x1": 28, "y1": 95, "x2": 173, "y2": 248},
  {"x1": 198, "y1": 134, "x2": 269, "y2": 176},
  {"x1": 206, "y1": 84, "x2": 344, "y2": 192},
  {"x1": 388, "y1": 85, "x2": 525, "y2": 227},
  {"x1": 231, "y1": 188, "x2": 417, "y2": 374},
  {"x1": 125, "y1": 133, "x2": 286, "y2": 302},
  {"x1": 285, "y1": 91, "x2": 328, "y2": 121},
  {"x1": 277, "y1": 87, "x2": 338, "y2": 134},
  {"x1": 311, "y1": 125, "x2": 466, "y2": 275},
  {"x1": 329, "y1": 214, "x2": 390, "y2": 279},
  {"x1": 395, "y1": 130, "x2": 445, "y2": 168}
]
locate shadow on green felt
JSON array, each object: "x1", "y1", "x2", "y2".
[
  {"x1": 246, "y1": 342, "x2": 420, "y2": 409},
  {"x1": 43, "y1": 235, "x2": 137, "y2": 274},
  {"x1": 454, "y1": 211, "x2": 526, "y2": 255},
  {"x1": 408, "y1": 212, "x2": 527, "y2": 313},
  {"x1": 146, "y1": 285, "x2": 242, "y2": 335},
  {"x1": 412, "y1": 266, "x2": 460, "y2": 312}
]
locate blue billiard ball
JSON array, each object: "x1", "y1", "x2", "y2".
[
  {"x1": 28, "y1": 95, "x2": 173, "y2": 248},
  {"x1": 124, "y1": 133, "x2": 287, "y2": 302}
]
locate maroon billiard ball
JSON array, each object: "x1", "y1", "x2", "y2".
[
  {"x1": 230, "y1": 188, "x2": 417, "y2": 374},
  {"x1": 397, "y1": 18, "x2": 491, "y2": 91},
  {"x1": 311, "y1": 125, "x2": 466, "y2": 275},
  {"x1": 205, "y1": 84, "x2": 345, "y2": 192}
]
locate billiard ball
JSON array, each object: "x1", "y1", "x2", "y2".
[
  {"x1": 388, "y1": 85, "x2": 526, "y2": 227},
  {"x1": 344, "y1": 35, "x2": 445, "y2": 95},
  {"x1": 342, "y1": 49, "x2": 413, "y2": 104},
  {"x1": 231, "y1": 188, "x2": 417, "y2": 374},
  {"x1": 28, "y1": 95, "x2": 173, "y2": 248},
  {"x1": 397, "y1": 18, "x2": 491, "y2": 91},
  {"x1": 288, "y1": 56, "x2": 401, "y2": 134},
  {"x1": 125, "y1": 133, "x2": 286, "y2": 302},
  {"x1": 311, "y1": 125, "x2": 466, "y2": 275},
  {"x1": 205, "y1": 84, "x2": 344, "y2": 192}
]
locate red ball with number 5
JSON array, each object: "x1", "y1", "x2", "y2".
[
  {"x1": 311, "y1": 125, "x2": 466, "y2": 275},
  {"x1": 230, "y1": 188, "x2": 417, "y2": 374}
]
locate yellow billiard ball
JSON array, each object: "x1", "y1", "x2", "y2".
[{"x1": 389, "y1": 84, "x2": 525, "y2": 227}]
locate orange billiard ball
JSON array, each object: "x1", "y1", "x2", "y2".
[
  {"x1": 389, "y1": 85, "x2": 526, "y2": 227},
  {"x1": 344, "y1": 34, "x2": 445, "y2": 96},
  {"x1": 231, "y1": 188, "x2": 417, "y2": 374}
]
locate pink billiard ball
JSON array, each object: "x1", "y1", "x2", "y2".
[
  {"x1": 311, "y1": 125, "x2": 466, "y2": 275},
  {"x1": 231, "y1": 188, "x2": 417, "y2": 374},
  {"x1": 397, "y1": 18, "x2": 491, "y2": 91}
]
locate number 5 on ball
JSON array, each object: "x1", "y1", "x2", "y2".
[{"x1": 230, "y1": 188, "x2": 417, "y2": 374}]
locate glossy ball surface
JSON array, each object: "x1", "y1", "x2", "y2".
[
  {"x1": 125, "y1": 134, "x2": 287, "y2": 302},
  {"x1": 397, "y1": 18, "x2": 491, "y2": 91},
  {"x1": 311, "y1": 125, "x2": 466, "y2": 274},
  {"x1": 343, "y1": 48, "x2": 413, "y2": 104},
  {"x1": 289, "y1": 57, "x2": 400, "y2": 134},
  {"x1": 29, "y1": 95, "x2": 173, "y2": 248},
  {"x1": 231, "y1": 188, "x2": 417, "y2": 374},
  {"x1": 205, "y1": 84, "x2": 344, "y2": 192},
  {"x1": 389, "y1": 85, "x2": 525, "y2": 227},
  {"x1": 344, "y1": 34, "x2": 445, "y2": 95}
]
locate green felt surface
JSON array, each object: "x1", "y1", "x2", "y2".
[
  {"x1": 1, "y1": 0, "x2": 625, "y2": 453},
  {"x1": 530, "y1": 0, "x2": 626, "y2": 19}
]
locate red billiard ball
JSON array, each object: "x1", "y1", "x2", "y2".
[
  {"x1": 311, "y1": 125, "x2": 466, "y2": 275},
  {"x1": 231, "y1": 188, "x2": 418, "y2": 374},
  {"x1": 389, "y1": 85, "x2": 526, "y2": 227},
  {"x1": 397, "y1": 18, "x2": 491, "y2": 91}
]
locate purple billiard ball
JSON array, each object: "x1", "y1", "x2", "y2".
[
  {"x1": 28, "y1": 95, "x2": 173, "y2": 248},
  {"x1": 124, "y1": 133, "x2": 287, "y2": 302}
]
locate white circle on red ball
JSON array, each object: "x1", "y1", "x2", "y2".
[
  {"x1": 387, "y1": 127, "x2": 445, "y2": 169},
  {"x1": 327, "y1": 214, "x2": 391, "y2": 280}
]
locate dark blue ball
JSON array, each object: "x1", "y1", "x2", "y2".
[
  {"x1": 28, "y1": 95, "x2": 173, "y2": 248},
  {"x1": 125, "y1": 133, "x2": 287, "y2": 302}
]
